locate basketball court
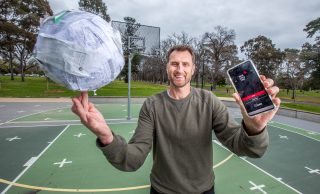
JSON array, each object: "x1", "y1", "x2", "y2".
[{"x1": 0, "y1": 101, "x2": 319, "y2": 194}]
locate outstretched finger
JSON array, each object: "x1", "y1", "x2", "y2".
[
  {"x1": 81, "y1": 91, "x2": 89, "y2": 111},
  {"x1": 72, "y1": 97, "x2": 88, "y2": 122}
]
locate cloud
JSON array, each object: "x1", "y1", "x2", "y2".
[
  {"x1": 47, "y1": 0, "x2": 320, "y2": 50},
  {"x1": 48, "y1": 0, "x2": 79, "y2": 13}
]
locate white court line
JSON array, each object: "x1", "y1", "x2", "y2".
[
  {"x1": 240, "y1": 158, "x2": 302, "y2": 194},
  {"x1": 234, "y1": 117, "x2": 320, "y2": 142},
  {"x1": 249, "y1": 181, "x2": 267, "y2": 194},
  {"x1": 7, "y1": 118, "x2": 138, "y2": 124},
  {"x1": 53, "y1": 158, "x2": 72, "y2": 168},
  {"x1": 0, "y1": 124, "x2": 68, "y2": 128},
  {"x1": 23, "y1": 157, "x2": 38, "y2": 167},
  {"x1": 1, "y1": 125, "x2": 70, "y2": 194},
  {"x1": 8, "y1": 120, "x2": 80, "y2": 123},
  {"x1": 0, "y1": 121, "x2": 138, "y2": 129},
  {"x1": 269, "y1": 124, "x2": 320, "y2": 143},
  {"x1": 272, "y1": 121, "x2": 320, "y2": 135},
  {"x1": 4, "y1": 107, "x2": 69, "y2": 124},
  {"x1": 213, "y1": 139, "x2": 302, "y2": 194},
  {"x1": 305, "y1": 166, "x2": 320, "y2": 175}
]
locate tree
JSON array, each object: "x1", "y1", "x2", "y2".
[
  {"x1": 0, "y1": 0, "x2": 21, "y2": 80},
  {"x1": 240, "y1": 35, "x2": 284, "y2": 79},
  {"x1": 202, "y1": 26, "x2": 238, "y2": 87},
  {"x1": 138, "y1": 54, "x2": 163, "y2": 84},
  {"x1": 0, "y1": 0, "x2": 52, "y2": 81},
  {"x1": 116, "y1": 17, "x2": 141, "y2": 83},
  {"x1": 282, "y1": 49, "x2": 307, "y2": 100},
  {"x1": 15, "y1": 0, "x2": 52, "y2": 81},
  {"x1": 130, "y1": 53, "x2": 141, "y2": 81},
  {"x1": 304, "y1": 17, "x2": 320, "y2": 39},
  {"x1": 302, "y1": 17, "x2": 320, "y2": 89},
  {"x1": 168, "y1": 31, "x2": 195, "y2": 46},
  {"x1": 193, "y1": 39, "x2": 205, "y2": 88},
  {"x1": 79, "y1": 0, "x2": 110, "y2": 22},
  {"x1": 300, "y1": 42, "x2": 320, "y2": 89},
  {"x1": 160, "y1": 32, "x2": 194, "y2": 65},
  {"x1": 122, "y1": 17, "x2": 141, "y2": 55}
]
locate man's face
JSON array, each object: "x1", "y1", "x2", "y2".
[{"x1": 167, "y1": 50, "x2": 195, "y2": 88}]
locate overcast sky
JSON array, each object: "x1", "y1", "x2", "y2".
[{"x1": 48, "y1": 0, "x2": 319, "y2": 53}]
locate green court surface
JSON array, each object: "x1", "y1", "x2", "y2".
[
  {"x1": 0, "y1": 104, "x2": 319, "y2": 194},
  {"x1": 10, "y1": 104, "x2": 142, "y2": 122}
]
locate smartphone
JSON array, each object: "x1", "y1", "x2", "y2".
[{"x1": 227, "y1": 60, "x2": 275, "y2": 116}]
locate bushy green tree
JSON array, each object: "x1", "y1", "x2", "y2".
[
  {"x1": 240, "y1": 35, "x2": 284, "y2": 79},
  {"x1": 304, "y1": 17, "x2": 320, "y2": 39},
  {"x1": 283, "y1": 48, "x2": 308, "y2": 100},
  {"x1": 119, "y1": 17, "x2": 141, "y2": 83},
  {"x1": 202, "y1": 26, "x2": 238, "y2": 87},
  {"x1": 79, "y1": 0, "x2": 110, "y2": 22},
  {"x1": 302, "y1": 17, "x2": 320, "y2": 89},
  {"x1": 0, "y1": 0, "x2": 52, "y2": 81}
]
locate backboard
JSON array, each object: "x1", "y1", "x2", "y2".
[{"x1": 111, "y1": 21, "x2": 160, "y2": 55}]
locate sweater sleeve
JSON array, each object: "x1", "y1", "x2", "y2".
[
  {"x1": 211, "y1": 95, "x2": 269, "y2": 158},
  {"x1": 97, "y1": 99, "x2": 154, "y2": 171}
]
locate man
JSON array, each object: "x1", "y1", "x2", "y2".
[{"x1": 72, "y1": 45, "x2": 281, "y2": 194}]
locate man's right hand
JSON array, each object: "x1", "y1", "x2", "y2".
[{"x1": 71, "y1": 92, "x2": 113, "y2": 145}]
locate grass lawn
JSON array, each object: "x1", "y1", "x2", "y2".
[
  {"x1": 1, "y1": 76, "x2": 320, "y2": 113},
  {"x1": 0, "y1": 76, "x2": 167, "y2": 98},
  {"x1": 0, "y1": 76, "x2": 80, "y2": 97},
  {"x1": 95, "y1": 79, "x2": 168, "y2": 96},
  {"x1": 277, "y1": 89, "x2": 320, "y2": 103},
  {"x1": 281, "y1": 102, "x2": 320, "y2": 113}
]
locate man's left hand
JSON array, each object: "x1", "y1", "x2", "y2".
[{"x1": 232, "y1": 75, "x2": 281, "y2": 135}]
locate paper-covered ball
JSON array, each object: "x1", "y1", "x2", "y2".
[{"x1": 32, "y1": 10, "x2": 124, "y2": 91}]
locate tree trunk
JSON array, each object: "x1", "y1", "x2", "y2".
[
  {"x1": 159, "y1": 69, "x2": 163, "y2": 84},
  {"x1": 195, "y1": 58, "x2": 200, "y2": 88},
  {"x1": 291, "y1": 88, "x2": 295, "y2": 102},
  {"x1": 47, "y1": 77, "x2": 49, "y2": 90},
  {"x1": 196, "y1": 70, "x2": 200, "y2": 88},
  {"x1": 20, "y1": 54, "x2": 25, "y2": 82},
  {"x1": 162, "y1": 74, "x2": 166, "y2": 85},
  {"x1": 9, "y1": 52, "x2": 14, "y2": 80},
  {"x1": 21, "y1": 71, "x2": 25, "y2": 82}
]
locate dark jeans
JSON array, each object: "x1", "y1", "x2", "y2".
[{"x1": 150, "y1": 185, "x2": 215, "y2": 194}]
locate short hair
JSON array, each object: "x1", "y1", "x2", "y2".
[{"x1": 167, "y1": 45, "x2": 196, "y2": 64}]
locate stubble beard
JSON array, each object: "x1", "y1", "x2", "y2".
[{"x1": 169, "y1": 75, "x2": 191, "y2": 89}]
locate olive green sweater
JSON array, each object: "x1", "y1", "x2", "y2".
[{"x1": 97, "y1": 88, "x2": 269, "y2": 194}]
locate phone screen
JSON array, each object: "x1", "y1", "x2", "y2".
[{"x1": 228, "y1": 60, "x2": 274, "y2": 116}]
